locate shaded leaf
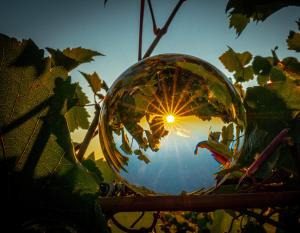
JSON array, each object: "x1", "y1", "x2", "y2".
[
  {"x1": 282, "y1": 57, "x2": 300, "y2": 74},
  {"x1": 287, "y1": 31, "x2": 300, "y2": 52},
  {"x1": 252, "y1": 56, "x2": 272, "y2": 75},
  {"x1": 120, "y1": 129, "x2": 132, "y2": 154},
  {"x1": 65, "y1": 84, "x2": 90, "y2": 132},
  {"x1": 82, "y1": 152, "x2": 104, "y2": 183},
  {"x1": 46, "y1": 47, "x2": 78, "y2": 71},
  {"x1": 80, "y1": 71, "x2": 102, "y2": 94},
  {"x1": 0, "y1": 34, "x2": 109, "y2": 232},
  {"x1": 270, "y1": 67, "x2": 286, "y2": 82},
  {"x1": 257, "y1": 74, "x2": 269, "y2": 86},
  {"x1": 221, "y1": 123, "x2": 234, "y2": 147},
  {"x1": 229, "y1": 13, "x2": 250, "y2": 36},
  {"x1": 134, "y1": 149, "x2": 150, "y2": 164}
]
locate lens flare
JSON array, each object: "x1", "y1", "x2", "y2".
[{"x1": 166, "y1": 114, "x2": 175, "y2": 123}]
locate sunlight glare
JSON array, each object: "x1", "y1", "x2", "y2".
[{"x1": 166, "y1": 114, "x2": 175, "y2": 123}]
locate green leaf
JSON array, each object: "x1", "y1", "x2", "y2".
[
  {"x1": 120, "y1": 129, "x2": 132, "y2": 154},
  {"x1": 65, "y1": 84, "x2": 90, "y2": 132},
  {"x1": 234, "y1": 66, "x2": 254, "y2": 82},
  {"x1": 82, "y1": 152, "x2": 104, "y2": 183},
  {"x1": 134, "y1": 149, "x2": 150, "y2": 164},
  {"x1": 0, "y1": 34, "x2": 109, "y2": 232},
  {"x1": 270, "y1": 67, "x2": 286, "y2": 82},
  {"x1": 80, "y1": 71, "x2": 102, "y2": 94},
  {"x1": 282, "y1": 57, "x2": 300, "y2": 74},
  {"x1": 252, "y1": 56, "x2": 272, "y2": 75},
  {"x1": 95, "y1": 158, "x2": 116, "y2": 183},
  {"x1": 257, "y1": 74, "x2": 269, "y2": 86},
  {"x1": 229, "y1": 13, "x2": 250, "y2": 36},
  {"x1": 219, "y1": 47, "x2": 252, "y2": 73},
  {"x1": 221, "y1": 123, "x2": 234, "y2": 147},
  {"x1": 46, "y1": 47, "x2": 103, "y2": 71},
  {"x1": 287, "y1": 31, "x2": 300, "y2": 52},
  {"x1": 46, "y1": 47, "x2": 79, "y2": 71},
  {"x1": 63, "y1": 47, "x2": 104, "y2": 63}
]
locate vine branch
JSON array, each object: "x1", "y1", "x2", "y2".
[
  {"x1": 99, "y1": 191, "x2": 300, "y2": 214},
  {"x1": 138, "y1": 0, "x2": 145, "y2": 61},
  {"x1": 76, "y1": 104, "x2": 100, "y2": 162},
  {"x1": 142, "y1": 0, "x2": 186, "y2": 59}
]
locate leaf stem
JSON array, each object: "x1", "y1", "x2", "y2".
[{"x1": 76, "y1": 104, "x2": 100, "y2": 162}]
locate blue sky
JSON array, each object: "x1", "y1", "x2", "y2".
[{"x1": 1, "y1": 0, "x2": 299, "y2": 157}]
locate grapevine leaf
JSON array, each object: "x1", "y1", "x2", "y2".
[
  {"x1": 221, "y1": 123, "x2": 234, "y2": 147},
  {"x1": 0, "y1": 34, "x2": 108, "y2": 232},
  {"x1": 234, "y1": 66, "x2": 254, "y2": 82},
  {"x1": 226, "y1": 0, "x2": 299, "y2": 22},
  {"x1": 228, "y1": 13, "x2": 250, "y2": 36},
  {"x1": 219, "y1": 47, "x2": 252, "y2": 73},
  {"x1": 46, "y1": 47, "x2": 78, "y2": 71},
  {"x1": 120, "y1": 129, "x2": 132, "y2": 154},
  {"x1": 257, "y1": 74, "x2": 269, "y2": 86},
  {"x1": 268, "y1": 76, "x2": 300, "y2": 110},
  {"x1": 252, "y1": 56, "x2": 272, "y2": 75},
  {"x1": 102, "y1": 80, "x2": 109, "y2": 92},
  {"x1": 145, "y1": 130, "x2": 160, "y2": 151},
  {"x1": 282, "y1": 57, "x2": 300, "y2": 74},
  {"x1": 80, "y1": 71, "x2": 102, "y2": 94},
  {"x1": 65, "y1": 84, "x2": 90, "y2": 132},
  {"x1": 63, "y1": 47, "x2": 104, "y2": 63},
  {"x1": 82, "y1": 152, "x2": 104, "y2": 183},
  {"x1": 95, "y1": 158, "x2": 117, "y2": 183},
  {"x1": 287, "y1": 31, "x2": 300, "y2": 52},
  {"x1": 134, "y1": 149, "x2": 150, "y2": 164},
  {"x1": 270, "y1": 67, "x2": 286, "y2": 82}
]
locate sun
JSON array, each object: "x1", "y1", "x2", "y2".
[{"x1": 166, "y1": 114, "x2": 175, "y2": 123}]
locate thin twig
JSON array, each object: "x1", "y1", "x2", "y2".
[
  {"x1": 130, "y1": 212, "x2": 145, "y2": 228},
  {"x1": 147, "y1": 0, "x2": 159, "y2": 34},
  {"x1": 76, "y1": 104, "x2": 100, "y2": 162},
  {"x1": 143, "y1": 0, "x2": 186, "y2": 59},
  {"x1": 138, "y1": 0, "x2": 145, "y2": 61}
]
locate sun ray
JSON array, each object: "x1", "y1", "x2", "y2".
[
  {"x1": 170, "y1": 69, "x2": 178, "y2": 114},
  {"x1": 161, "y1": 76, "x2": 171, "y2": 113},
  {"x1": 174, "y1": 92, "x2": 202, "y2": 116},
  {"x1": 172, "y1": 79, "x2": 193, "y2": 115}
]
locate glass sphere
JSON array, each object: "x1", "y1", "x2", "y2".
[{"x1": 99, "y1": 54, "x2": 246, "y2": 195}]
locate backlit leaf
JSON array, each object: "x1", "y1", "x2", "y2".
[
  {"x1": 219, "y1": 47, "x2": 252, "y2": 73},
  {"x1": 221, "y1": 123, "x2": 234, "y2": 147},
  {"x1": 63, "y1": 47, "x2": 104, "y2": 63},
  {"x1": 80, "y1": 71, "x2": 102, "y2": 94},
  {"x1": 65, "y1": 84, "x2": 90, "y2": 132},
  {"x1": 229, "y1": 13, "x2": 250, "y2": 36},
  {"x1": 120, "y1": 129, "x2": 132, "y2": 154},
  {"x1": 134, "y1": 149, "x2": 150, "y2": 164}
]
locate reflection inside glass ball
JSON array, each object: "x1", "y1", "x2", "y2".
[{"x1": 99, "y1": 54, "x2": 246, "y2": 195}]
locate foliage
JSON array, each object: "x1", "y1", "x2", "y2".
[
  {"x1": 226, "y1": 0, "x2": 300, "y2": 36},
  {"x1": 0, "y1": 33, "x2": 109, "y2": 233}
]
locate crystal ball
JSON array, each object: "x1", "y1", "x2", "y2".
[{"x1": 99, "y1": 54, "x2": 246, "y2": 195}]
